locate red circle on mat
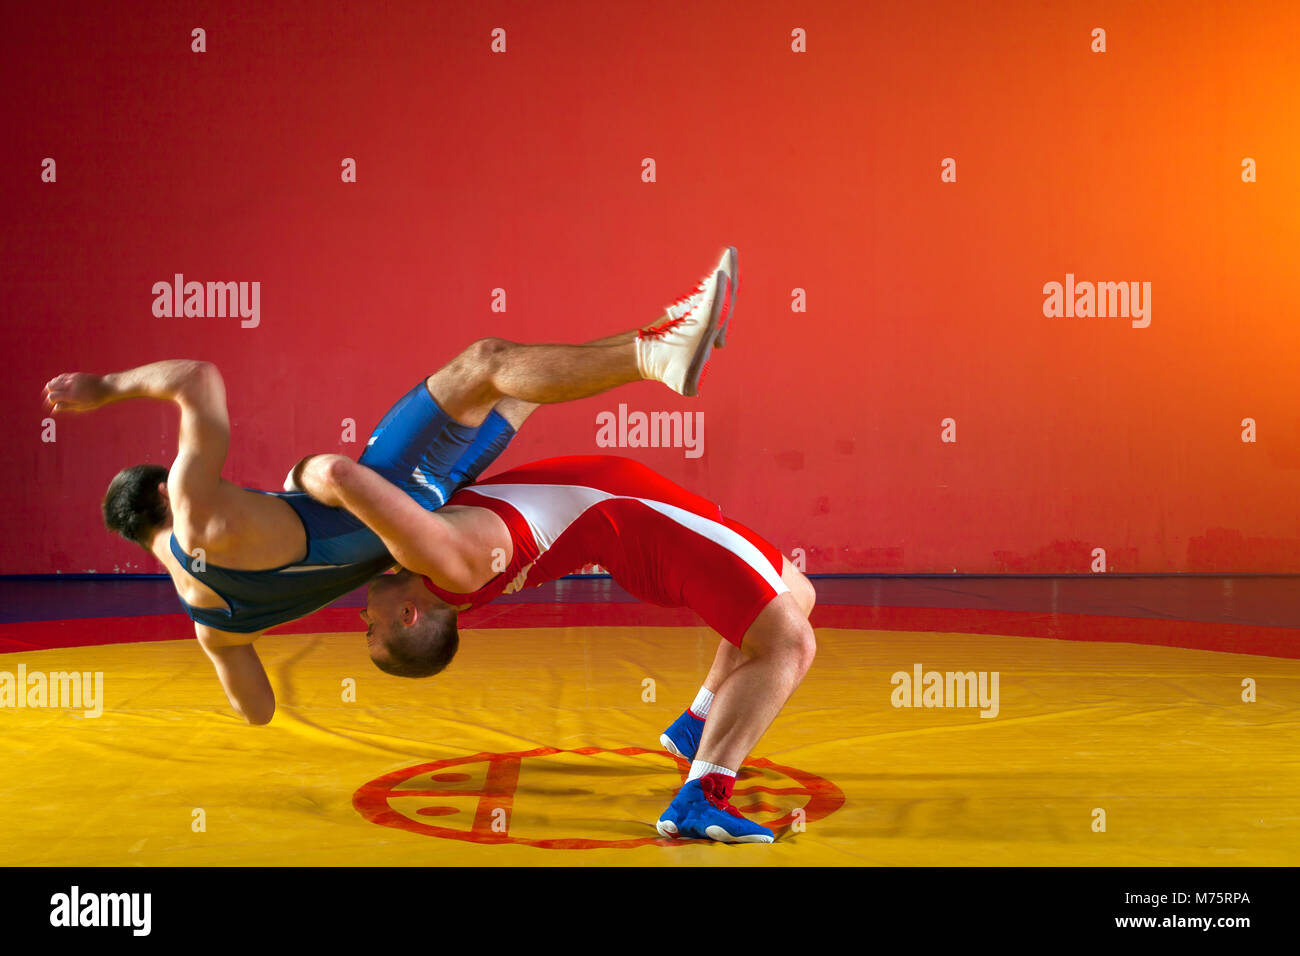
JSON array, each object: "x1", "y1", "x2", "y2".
[{"x1": 353, "y1": 746, "x2": 845, "y2": 849}]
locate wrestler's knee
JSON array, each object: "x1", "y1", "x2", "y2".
[
  {"x1": 781, "y1": 558, "x2": 817, "y2": 618},
  {"x1": 426, "y1": 338, "x2": 515, "y2": 418},
  {"x1": 790, "y1": 615, "x2": 817, "y2": 676},
  {"x1": 745, "y1": 596, "x2": 817, "y2": 676},
  {"x1": 794, "y1": 571, "x2": 816, "y2": 618},
  {"x1": 463, "y1": 337, "x2": 512, "y2": 381}
]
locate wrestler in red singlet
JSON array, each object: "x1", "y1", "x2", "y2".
[{"x1": 423, "y1": 455, "x2": 790, "y2": 646}]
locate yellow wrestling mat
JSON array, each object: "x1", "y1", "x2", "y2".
[{"x1": 1, "y1": 626, "x2": 1297, "y2": 866}]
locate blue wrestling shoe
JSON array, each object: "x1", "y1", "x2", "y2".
[
  {"x1": 659, "y1": 708, "x2": 705, "y2": 761},
  {"x1": 655, "y1": 774, "x2": 775, "y2": 844}
]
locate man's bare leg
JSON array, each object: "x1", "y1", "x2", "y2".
[
  {"x1": 428, "y1": 246, "x2": 736, "y2": 424},
  {"x1": 491, "y1": 396, "x2": 540, "y2": 431},
  {"x1": 427, "y1": 334, "x2": 642, "y2": 426},
  {"x1": 579, "y1": 330, "x2": 638, "y2": 349},
  {"x1": 700, "y1": 558, "x2": 814, "y2": 687},
  {"x1": 699, "y1": 641, "x2": 746, "y2": 699},
  {"x1": 284, "y1": 332, "x2": 632, "y2": 494},
  {"x1": 661, "y1": 557, "x2": 814, "y2": 759},
  {"x1": 690, "y1": 594, "x2": 817, "y2": 771},
  {"x1": 655, "y1": 591, "x2": 816, "y2": 842}
]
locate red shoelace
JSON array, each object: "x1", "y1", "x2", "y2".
[
  {"x1": 699, "y1": 774, "x2": 742, "y2": 818},
  {"x1": 638, "y1": 281, "x2": 705, "y2": 339}
]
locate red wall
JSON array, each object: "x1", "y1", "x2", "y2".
[{"x1": 3, "y1": 0, "x2": 1299, "y2": 574}]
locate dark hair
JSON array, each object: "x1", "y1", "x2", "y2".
[
  {"x1": 103, "y1": 464, "x2": 170, "y2": 546},
  {"x1": 373, "y1": 604, "x2": 460, "y2": 678}
]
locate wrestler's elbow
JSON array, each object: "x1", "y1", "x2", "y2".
[
  {"x1": 319, "y1": 454, "x2": 356, "y2": 487},
  {"x1": 236, "y1": 691, "x2": 276, "y2": 726},
  {"x1": 300, "y1": 454, "x2": 355, "y2": 504},
  {"x1": 243, "y1": 704, "x2": 275, "y2": 726}
]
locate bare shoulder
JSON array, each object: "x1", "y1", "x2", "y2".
[
  {"x1": 174, "y1": 479, "x2": 303, "y2": 563},
  {"x1": 168, "y1": 478, "x2": 244, "y2": 551}
]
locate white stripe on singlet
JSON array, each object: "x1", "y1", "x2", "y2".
[{"x1": 463, "y1": 482, "x2": 788, "y2": 595}]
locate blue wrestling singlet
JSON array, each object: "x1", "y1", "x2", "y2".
[
  {"x1": 361, "y1": 381, "x2": 515, "y2": 510},
  {"x1": 169, "y1": 382, "x2": 516, "y2": 634}
]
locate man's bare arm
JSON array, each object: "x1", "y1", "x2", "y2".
[
  {"x1": 295, "y1": 455, "x2": 476, "y2": 590},
  {"x1": 194, "y1": 624, "x2": 275, "y2": 725},
  {"x1": 45, "y1": 360, "x2": 231, "y2": 542}
]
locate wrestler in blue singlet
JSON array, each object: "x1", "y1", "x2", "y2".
[{"x1": 167, "y1": 382, "x2": 515, "y2": 633}]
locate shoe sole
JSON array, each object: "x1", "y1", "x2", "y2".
[
  {"x1": 681, "y1": 269, "x2": 730, "y2": 398},
  {"x1": 715, "y1": 245, "x2": 738, "y2": 348},
  {"x1": 705, "y1": 824, "x2": 774, "y2": 844},
  {"x1": 659, "y1": 733, "x2": 691, "y2": 761},
  {"x1": 655, "y1": 818, "x2": 774, "y2": 844}
]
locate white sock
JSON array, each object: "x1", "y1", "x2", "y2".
[
  {"x1": 686, "y1": 760, "x2": 735, "y2": 782},
  {"x1": 689, "y1": 686, "x2": 714, "y2": 720}
]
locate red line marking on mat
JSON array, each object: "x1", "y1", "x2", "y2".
[
  {"x1": 5, "y1": 604, "x2": 1298, "y2": 658},
  {"x1": 352, "y1": 747, "x2": 845, "y2": 849}
]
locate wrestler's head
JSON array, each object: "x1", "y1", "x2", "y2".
[
  {"x1": 103, "y1": 464, "x2": 171, "y2": 548},
  {"x1": 362, "y1": 568, "x2": 460, "y2": 678}
]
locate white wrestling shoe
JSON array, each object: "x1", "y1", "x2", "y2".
[
  {"x1": 711, "y1": 244, "x2": 739, "y2": 347},
  {"x1": 636, "y1": 246, "x2": 738, "y2": 397}
]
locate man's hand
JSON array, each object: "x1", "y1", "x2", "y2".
[
  {"x1": 44, "y1": 372, "x2": 113, "y2": 413},
  {"x1": 45, "y1": 360, "x2": 232, "y2": 546}
]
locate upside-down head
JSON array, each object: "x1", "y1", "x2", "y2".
[{"x1": 362, "y1": 568, "x2": 460, "y2": 678}]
